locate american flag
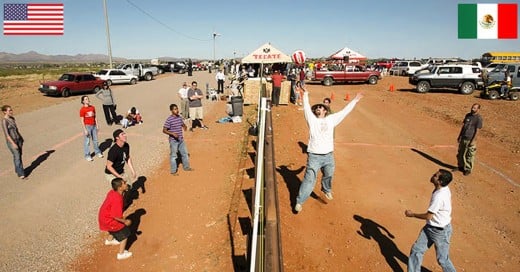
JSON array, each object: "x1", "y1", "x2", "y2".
[{"x1": 4, "y1": 3, "x2": 63, "y2": 35}]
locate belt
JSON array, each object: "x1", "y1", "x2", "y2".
[{"x1": 428, "y1": 224, "x2": 444, "y2": 231}]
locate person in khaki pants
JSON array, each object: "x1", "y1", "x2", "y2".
[{"x1": 457, "y1": 103, "x2": 483, "y2": 176}]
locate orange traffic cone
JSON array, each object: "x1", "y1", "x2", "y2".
[
  {"x1": 344, "y1": 93, "x2": 350, "y2": 101},
  {"x1": 330, "y1": 92, "x2": 335, "y2": 101},
  {"x1": 389, "y1": 84, "x2": 395, "y2": 92}
]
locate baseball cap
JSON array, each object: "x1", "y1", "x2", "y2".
[{"x1": 113, "y1": 129, "x2": 124, "y2": 140}]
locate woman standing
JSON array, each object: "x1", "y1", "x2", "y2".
[
  {"x1": 1, "y1": 105, "x2": 25, "y2": 179},
  {"x1": 95, "y1": 82, "x2": 118, "y2": 125}
]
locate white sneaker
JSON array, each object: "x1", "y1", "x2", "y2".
[
  {"x1": 104, "y1": 239, "x2": 120, "y2": 245},
  {"x1": 117, "y1": 250, "x2": 132, "y2": 260},
  {"x1": 295, "y1": 203, "x2": 302, "y2": 212},
  {"x1": 325, "y1": 192, "x2": 333, "y2": 200},
  {"x1": 97, "y1": 153, "x2": 104, "y2": 158},
  {"x1": 85, "y1": 156, "x2": 93, "y2": 162}
]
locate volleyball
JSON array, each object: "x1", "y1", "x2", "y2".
[{"x1": 291, "y1": 50, "x2": 306, "y2": 65}]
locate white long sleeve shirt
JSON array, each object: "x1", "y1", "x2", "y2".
[{"x1": 303, "y1": 91, "x2": 360, "y2": 154}]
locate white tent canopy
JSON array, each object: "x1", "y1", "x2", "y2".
[
  {"x1": 242, "y1": 42, "x2": 292, "y2": 64},
  {"x1": 329, "y1": 46, "x2": 367, "y2": 62}
]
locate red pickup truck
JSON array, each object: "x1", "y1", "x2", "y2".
[{"x1": 312, "y1": 65, "x2": 382, "y2": 86}]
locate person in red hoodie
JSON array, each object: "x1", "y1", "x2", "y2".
[{"x1": 98, "y1": 178, "x2": 133, "y2": 260}]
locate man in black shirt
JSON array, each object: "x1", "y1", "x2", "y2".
[
  {"x1": 105, "y1": 129, "x2": 137, "y2": 184},
  {"x1": 457, "y1": 104, "x2": 483, "y2": 176}
]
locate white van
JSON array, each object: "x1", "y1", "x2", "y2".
[{"x1": 389, "y1": 61, "x2": 427, "y2": 76}]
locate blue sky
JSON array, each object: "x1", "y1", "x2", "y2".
[{"x1": 1, "y1": 0, "x2": 518, "y2": 60}]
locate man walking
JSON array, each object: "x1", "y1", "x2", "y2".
[
  {"x1": 187, "y1": 81, "x2": 209, "y2": 131},
  {"x1": 163, "y1": 104, "x2": 193, "y2": 175},
  {"x1": 105, "y1": 129, "x2": 137, "y2": 185},
  {"x1": 405, "y1": 169, "x2": 456, "y2": 272},
  {"x1": 457, "y1": 103, "x2": 483, "y2": 176},
  {"x1": 80, "y1": 96, "x2": 103, "y2": 161},
  {"x1": 294, "y1": 88, "x2": 363, "y2": 213}
]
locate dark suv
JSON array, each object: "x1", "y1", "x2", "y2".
[
  {"x1": 39, "y1": 73, "x2": 105, "y2": 97},
  {"x1": 409, "y1": 64, "x2": 483, "y2": 94}
]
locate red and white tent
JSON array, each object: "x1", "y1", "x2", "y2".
[{"x1": 329, "y1": 46, "x2": 367, "y2": 63}]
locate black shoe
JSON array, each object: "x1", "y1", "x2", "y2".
[{"x1": 463, "y1": 170, "x2": 471, "y2": 176}]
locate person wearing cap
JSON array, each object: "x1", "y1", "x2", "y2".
[
  {"x1": 294, "y1": 88, "x2": 363, "y2": 213},
  {"x1": 80, "y1": 96, "x2": 103, "y2": 161},
  {"x1": 177, "y1": 82, "x2": 190, "y2": 119},
  {"x1": 95, "y1": 81, "x2": 118, "y2": 125},
  {"x1": 104, "y1": 129, "x2": 136, "y2": 185}
]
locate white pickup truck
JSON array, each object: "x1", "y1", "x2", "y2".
[{"x1": 117, "y1": 63, "x2": 159, "y2": 81}]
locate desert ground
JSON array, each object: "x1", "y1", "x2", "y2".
[{"x1": 0, "y1": 71, "x2": 519, "y2": 271}]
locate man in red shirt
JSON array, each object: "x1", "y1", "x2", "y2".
[
  {"x1": 270, "y1": 70, "x2": 285, "y2": 107},
  {"x1": 98, "y1": 178, "x2": 133, "y2": 260},
  {"x1": 80, "y1": 96, "x2": 102, "y2": 161}
]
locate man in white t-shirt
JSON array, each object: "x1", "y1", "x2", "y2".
[
  {"x1": 405, "y1": 169, "x2": 456, "y2": 272},
  {"x1": 177, "y1": 82, "x2": 189, "y2": 119},
  {"x1": 294, "y1": 88, "x2": 363, "y2": 213}
]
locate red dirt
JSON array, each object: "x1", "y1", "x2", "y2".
[{"x1": 3, "y1": 74, "x2": 518, "y2": 271}]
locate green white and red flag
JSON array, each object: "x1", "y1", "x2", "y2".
[{"x1": 458, "y1": 3, "x2": 517, "y2": 39}]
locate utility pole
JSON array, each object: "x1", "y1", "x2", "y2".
[
  {"x1": 213, "y1": 32, "x2": 221, "y2": 65},
  {"x1": 102, "y1": 0, "x2": 113, "y2": 68}
]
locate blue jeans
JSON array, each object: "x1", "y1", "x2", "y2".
[
  {"x1": 169, "y1": 139, "x2": 190, "y2": 173},
  {"x1": 83, "y1": 125, "x2": 101, "y2": 157},
  {"x1": 296, "y1": 152, "x2": 335, "y2": 205},
  {"x1": 408, "y1": 224, "x2": 456, "y2": 272},
  {"x1": 6, "y1": 141, "x2": 24, "y2": 177}
]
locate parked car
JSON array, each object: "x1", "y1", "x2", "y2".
[
  {"x1": 487, "y1": 63, "x2": 520, "y2": 83},
  {"x1": 94, "y1": 69, "x2": 138, "y2": 85},
  {"x1": 408, "y1": 64, "x2": 483, "y2": 94},
  {"x1": 312, "y1": 65, "x2": 382, "y2": 86},
  {"x1": 389, "y1": 61, "x2": 428, "y2": 76},
  {"x1": 117, "y1": 63, "x2": 158, "y2": 81},
  {"x1": 168, "y1": 61, "x2": 187, "y2": 73},
  {"x1": 39, "y1": 73, "x2": 105, "y2": 97}
]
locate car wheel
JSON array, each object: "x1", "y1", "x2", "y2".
[
  {"x1": 509, "y1": 92, "x2": 519, "y2": 101},
  {"x1": 130, "y1": 78, "x2": 137, "y2": 85},
  {"x1": 367, "y1": 76, "x2": 378, "y2": 85},
  {"x1": 488, "y1": 90, "x2": 500, "y2": 100},
  {"x1": 93, "y1": 86, "x2": 101, "y2": 94},
  {"x1": 416, "y1": 81, "x2": 430, "y2": 93},
  {"x1": 62, "y1": 88, "x2": 70, "y2": 97},
  {"x1": 144, "y1": 73, "x2": 153, "y2": 81},
  {"x1": 460, "y1": 82, "x2": 475, "y2": 95},
  {"x1": 158, "y1": 68, "x2": 164, "y2": 74},
  {"x1": 106, "y1": 80, "x2": 112, "y2": 86},
  {"x1": 401, "y1": 70, "x2": 407, "y2": 76},
  {"x1": 323, "y1": 77, "x2": 333, "y2": 86}
]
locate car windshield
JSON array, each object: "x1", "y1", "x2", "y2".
[
  {"x1": 58, "y1": 74, "x2": 75, "y2": 81},
  {"x1": 490, "y1": 64, "x2": 507, "y2": 72},
  {"x1": 96, "y1": 70, "x2": 108, "y2": 75}
]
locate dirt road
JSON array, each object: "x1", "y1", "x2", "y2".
[{"x1": 1, "y1": 73, "x2": 519, "y2": 271}]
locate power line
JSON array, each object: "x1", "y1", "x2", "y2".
[{"x1": 125, "y1": 0, "x2": 211, "y2": 42}]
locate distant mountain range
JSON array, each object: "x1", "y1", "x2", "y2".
[{"x1": 0, "y1": 51, "x2": 186, "y2": 63}]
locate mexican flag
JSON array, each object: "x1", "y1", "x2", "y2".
[{"x1": 458, "y1": 3, "x2": 518, "y2": 39}]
